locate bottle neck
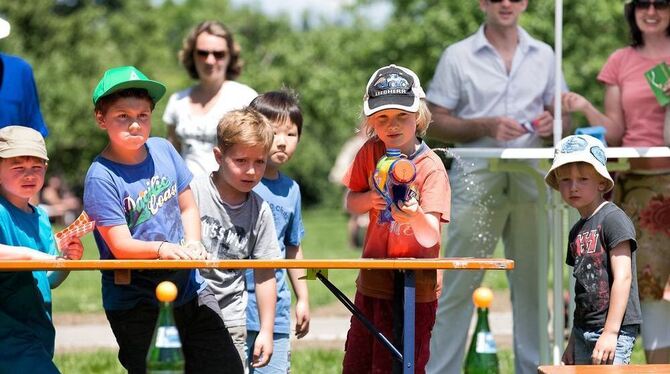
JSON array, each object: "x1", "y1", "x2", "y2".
[{"x1": 475, "y1": 307, "x2": 491, "y2": 331}]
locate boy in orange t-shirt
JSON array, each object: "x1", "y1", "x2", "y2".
[{"x1": 341, "y1": 64, "x2": 451, "y2": 373}]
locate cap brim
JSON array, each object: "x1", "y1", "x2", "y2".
[
  {"x1": 96, "y1": 79, "x2": 166, "y2": 104},
  {"x1": 544, "y1": 152, "x2": 614, "y2": 192},
  {"x1": 364, "y1": 95, "x2": 419, "y2": 116},
  {"x1": 0, "y1": 148, "x2": 48, "y2": 161},
  {"x1": 0, "y1": 18, "x2": 9, "y2": 40}
]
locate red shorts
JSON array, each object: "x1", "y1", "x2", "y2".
[{"x1": 342, "y1": 291, "x2": 437, "y2": 374}]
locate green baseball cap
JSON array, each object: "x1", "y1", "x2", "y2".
[{"x1": 92, "y1": 66, "x2": 166, "y2": 105}]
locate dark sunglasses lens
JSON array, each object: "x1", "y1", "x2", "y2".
[
  {"x1": 196, "y1": 50, "x2": 227, "y2": 59},
  {"x1": 636, "y1": 1, "x2": 670, "y2": 9},
  {"x1": 489, "y1": 0, "x2": 523, "y2": 2}
]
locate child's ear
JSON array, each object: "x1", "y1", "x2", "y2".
[
  {"x1": 598, "y1": 180, "x2": 607, "y2": 192},
  {"x1": 213, "y1": 146, "x2": 224, "y2": 166},
  {"x1": 94, "y1": 111, "x2": 106, "y2": 129}
]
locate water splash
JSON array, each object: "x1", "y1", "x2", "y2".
[{"x1": 434, "y1": 147, "x2": 496, "y2": 258}]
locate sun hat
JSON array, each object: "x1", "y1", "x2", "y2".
[
  {"x1": 363, "y1": 64, "x2": 426, "y2": 116},
  {"x1": 0, "y1": 16, "x2": 9, "y2": 40},
  {"x1": 545, "y1": 135, "x2": 613, "y2": 192},
  {"x1": 0, "y1": 126, "x2": 48, "y2": 161},
  {"x1": 92, "y1": 66, "x2": 166, "y2": 105}
]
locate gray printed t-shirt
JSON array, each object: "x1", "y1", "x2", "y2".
[
  {"x1": 567, "y1": 202, "x2": 641, "y2": 329},
  {"x1": 191, "y1": 174, "x2": 281, "y2": 327}
]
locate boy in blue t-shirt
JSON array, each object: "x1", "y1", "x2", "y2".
[
  {"x1": 245, "y1": 90, "x2": 310, "y2": 373},
  {"x1": 83, "y1": 66, "x2": 243, "y2": 373},
  {"x1": 0, "y1": 126, "x2": 83, "y2": 373}
]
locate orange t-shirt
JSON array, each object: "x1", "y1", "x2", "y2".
[{"x1": 342, "y1": 138, "x2": 451, "y2": 302}]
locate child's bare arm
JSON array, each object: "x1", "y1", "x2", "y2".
[
  {"x1": 178, "y1": 187, "x2": 208, "y2": 259},
  {"x1": 178, "y1": 187, "x2": 201, "y2": 243},
  {"x1": 251, "y1": 268, "x2": 276, "y2": 367},
  {"x1": 287, "y1": 244, "x2": 310, "y2": 338},
  {"x1": 345, "y1": 189, "x2": 386, "y2": 215},
  {"x1": 592, "y1": 241, "x2": 632, "y2": 365},
  {"x1": 48, "y1": 237, "x2": 84, "y2": 288},
  {"x1": 96, "y1": 225, "x2": 196, "y2": 260},
  {"x1": 0, "y1": 243, "x2": 57, "y2": 260},
  {"x1": 391, "y1": 198, "x2": 441, "y2": 248}
]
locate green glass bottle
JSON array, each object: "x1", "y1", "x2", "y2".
[
  {"x1": 464, "y1": 287, "x2": 499, "y2": 374},
  {"x1": 146, "y1": 281, "x2": 185, "y2": 374}
]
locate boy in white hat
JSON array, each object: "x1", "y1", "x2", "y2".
[
  {"x1": 545, "y1": 135, "x2": 641, "y2": 365},
  {"x1": 0, "y1": 126, "x2": 83, "y2": 373}
]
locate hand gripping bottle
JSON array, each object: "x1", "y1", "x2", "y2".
[
  {"x1": 372, "y1": 148, "x2": 417, "y2": 223},
  {"x1": 464, "y1": 287, "x2": 499, "y2": 374},
  {"x1": 146, "y1": 281, "x2": 185, "y2": 374}
]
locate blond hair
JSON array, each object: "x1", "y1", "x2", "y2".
[
  {"x1": 216, "y1": 108, "x2": 274, "y2": 154},
  {"x1": 358, "y1": 99, "x2": 432, "y2": 139}
]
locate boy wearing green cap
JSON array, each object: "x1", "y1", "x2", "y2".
[{"x1": 84, "y1": 66, "x2": 243, "y2": 373}]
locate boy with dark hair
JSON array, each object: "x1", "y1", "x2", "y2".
[{"x1": 84, "y1": 66, "x2": 243, "y2": 373}]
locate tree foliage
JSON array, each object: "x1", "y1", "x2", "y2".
[{"x1": 0, "y1": 0, "x2": 629, "y2": 206}]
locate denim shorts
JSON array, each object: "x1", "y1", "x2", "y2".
[
  {"x1": 246, "y1": 331, "x2": 290, "y2": 374},
  {"x1": 572, "y1": 325, "x2": 639, "y2": 365}
]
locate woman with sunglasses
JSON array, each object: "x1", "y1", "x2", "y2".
[
  {"x1": 563, "y1": 0, "x2": 670, "y2": 364},
  {"x1": 163, "y1": 20, "x2": 258, "y2": 176}
]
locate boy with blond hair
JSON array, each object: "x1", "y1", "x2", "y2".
[
  {"x1": 190, "y1": 107, "x2": 280, "y2": 371},
  {"x1": 246, "y1": 90, "x2": 310, "y2": 373},
  {"x1": 0, "y1": 126, "x2": 83, "y2": 372},
  {"x1": 545, "y1": 135, "x2": 641, "y2": 365},
  {"x1": 342, "y1": 64, "x2": 451, "y2": 373},
  {"x1": 84, "y1": 66, "x2": 242, "y2": 373}
]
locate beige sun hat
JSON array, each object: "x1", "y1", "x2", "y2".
[
  {"x1": 0, "y1": 16, "x2": 9, "y2": 40},
  {"x1": 0, "y1": 126, "x2": 49, "y2": 161},
  {"x1": 545, "y1": 135, "x2": 613, "y2": 192}
]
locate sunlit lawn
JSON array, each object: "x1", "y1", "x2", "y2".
[{"x1": 52, "y1": 207, "x2": 648, "y2": 372}]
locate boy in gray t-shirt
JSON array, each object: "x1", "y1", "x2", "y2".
[
  {"x1": 545, "y1": 135, "x2": 641, "y2": 366},
  {"x1": 191, "y1": 108, "x2": 281, "y2": 371}
]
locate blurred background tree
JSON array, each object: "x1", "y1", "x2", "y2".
[{"x1": 0, "y1": 0, "x2": 627, "y2": 207}]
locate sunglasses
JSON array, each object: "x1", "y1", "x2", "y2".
[
  {"x1": 634, "y1": 0, "x2": 670, "y2": 10},
  {"x1": 195, "y1": 49, "x2": 227, "y2": 60},
  {"x1": 489, "y1": 0, "x2": 524, "y2": 3}
]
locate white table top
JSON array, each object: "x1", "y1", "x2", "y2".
[{"x1": 441, "y1": 147, "x2": 670, "y2": 159}]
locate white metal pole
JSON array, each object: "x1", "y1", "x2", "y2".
[
  {"x1": 554, "y1": 0, "x2": 564, "y2": 145},
  {"x1": 552, "y1": 0, "x2": 566, "y2": 365}
]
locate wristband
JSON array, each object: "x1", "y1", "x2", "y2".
[{"x1": 157, "y1": 241, "x2": 167, "y2": 259}]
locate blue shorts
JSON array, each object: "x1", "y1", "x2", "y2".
[
  {"x1": 572, "y1": 325, "x2": 638, "y2": 365},
  {"x1": 246, "y1": 331, "x2": 290, "y2": 374}
]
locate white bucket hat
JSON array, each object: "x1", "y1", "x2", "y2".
[
  {"x1": 545, "y1": 135, "x2": 613, "y2": 192},
  {"x1": 0, "y1": 16, "x2": 9, "y2": 40}
]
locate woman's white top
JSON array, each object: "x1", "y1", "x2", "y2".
[{"x1": 163, "y1": 80, "x2": 258, "y2": 176}]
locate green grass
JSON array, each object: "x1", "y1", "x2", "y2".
[
  {"x1": 54, "y1": 350, "x2": 124, "y2": 374},
  {"x1": 54, "y1": 341, "x2": 647, "y2": 373}
]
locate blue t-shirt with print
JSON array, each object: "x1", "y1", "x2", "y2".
[
  {"x1": 0, "y1": 196, "x2": 59, "y2": 371},
  {"x1": 84, "y1": 137, "x2": 205, "y2": 310},
  {"x1": 246, "y1": 173, "x2": 305, "y2": 334}
]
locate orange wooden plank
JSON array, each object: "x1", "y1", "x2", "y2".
[
  {"x1": 0, "y1": 258, "x2": 514, "y2": 271},
  {"x1": 538, "y1": 364, "x2": 670, "y2": 374}
]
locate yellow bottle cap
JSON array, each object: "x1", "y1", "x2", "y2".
[
  {"x1": 472, "y1": 287, "x2": 493, "y2": 308},
  {"x1": 156, "y1": 281, "x2": 178, "y2": 303}
]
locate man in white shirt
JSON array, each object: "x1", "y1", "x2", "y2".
[{"x1": 425, "y1": 1, "x2": 568, "y2": 373}]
